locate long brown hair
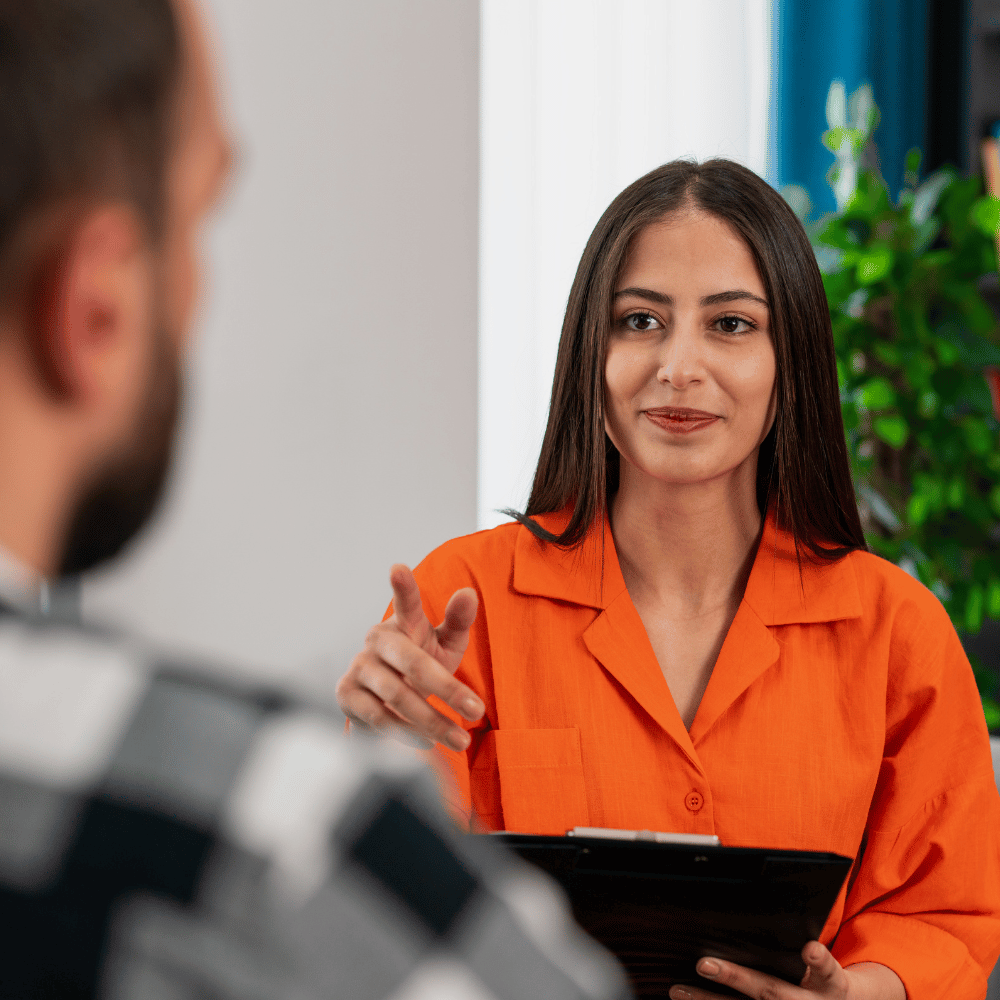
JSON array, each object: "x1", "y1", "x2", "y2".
[{"x1": 506, "y1": 158, "x2": 866, "y2": 560}]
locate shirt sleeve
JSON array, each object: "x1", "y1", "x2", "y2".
[
  {"x1": 218, "y1": 708, "x2": 631, "y2": 1000},
  {"x1": 830, "y1": 585, "x2": 1000, "y2": 999}
]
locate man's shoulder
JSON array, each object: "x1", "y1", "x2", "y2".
[
  {"x1": 0, "y1": 612, "x2": 631, "y2": 1000},
  {"x1": 0, "y1": 610, "x2": 307, "y2": 807},
  {"x1": 0, "y1": 611, "x2": 327, "y2": 899}
]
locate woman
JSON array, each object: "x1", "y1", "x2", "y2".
[{"x1": 337, "y1": 159, "x2": 1000, "y2": 1000}]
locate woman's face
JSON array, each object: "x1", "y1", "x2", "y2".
[{"x1": 604, "y1": 208, "x2": 777, "y2": 495}]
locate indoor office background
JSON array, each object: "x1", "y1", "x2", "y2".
[
  {"x1": 82, "y1": 0, "x2": 999, "y2": 724},
  {"x1": 81, "y1": 0, "x2": 771, "y2": 684}
]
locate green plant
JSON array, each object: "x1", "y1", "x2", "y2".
[{"x1": 783, "y1": 82, "x2": 1000, "y2": 731}]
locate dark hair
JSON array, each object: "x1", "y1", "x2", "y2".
[
  {"x1": 0, "y1": 0, "x2": 181, "y2": 308},
  {"x1": 508, "y1": 158, "x2": 866, "y2": 561}
]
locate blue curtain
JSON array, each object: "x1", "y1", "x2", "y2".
[{"x1": 775, "y1": 0, "x2": 928, "y2": 213}]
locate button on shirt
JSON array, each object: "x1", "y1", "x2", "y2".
[{"x1": 392, "y1": 507, "x2": 1000, "y2": 1000}]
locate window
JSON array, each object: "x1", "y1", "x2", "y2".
[{"x1": 479, "y1": 0, "x2": 774, "y2": 527}]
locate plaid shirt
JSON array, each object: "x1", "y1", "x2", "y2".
[{"x1": 0, "y1": 608, "x2": 631, "y2": 999}]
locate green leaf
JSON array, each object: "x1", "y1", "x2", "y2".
[
  {"x1": 906, "y1": 493, "x2": 930, "y2": 527},
  {"x1": 946, "y1": 477, "x2": 966, "y2": 509},
  {"x1": 818, "y1": 218, "x2": 863, "y2": 250},
  {"x1": 873, "y1": 414, "x2": 909, "y2": 448},
  {"x1": 966, "y1": 584, "x2": 984, "y2": 632},
  {"x1": 990, "y1": 483, "x2": 1000, "y2": 517},
  {"x1": 903, "y1": 353, "x2": 936, "y2": 392},
  {"x1": 848, "y1": 82, "x2": 878, "y2": 134},
  {"x1": 917, "y1": 390, "x2": 939, "y2": 418},
  {"x1": 908, "y1": 218, "x2": 941, "y2": 255},
  {"x1": 831, "y1": 159, "x2": 859, "y2": 212},
  {"x1": 970, "y1": 195, "x2": 1000, "y2": 236},
  {"x1": 823, "y1": 126, "x2": 861, "y2": 155},
  {"x1": 855, "y1": 173, "x2": 890, "y2": 214},
  {"x1": 911, "y1": 171, "x2": 953, "y2": 225},
  {"x1": 857, "y1": 376, "x2": 896, "y2": 410},
  {"x1": 987, "y1": 579, "x2": 1000, "y2": 619},
  {"x1": 841, "y1": 401, "x2": 859, "y2": 432},
  {"x1": 872, "y1": 343, "x2": 902, "y2": 367},
  {"x1": 855, "y1": 246, "x2": 894, "y2": 285},
  {"x1": 825, "y1": 80, "x2": 847, "y2": 129},
  {"x1": 904, "y1": 147, "x2": 922, "y2": 180},
  {"x1": 962, "y1": 416, "x2": 994, "y2": 456},
  {"x1": 912, "y1": 472, "x2": 945, "y2": 512},
  {"x1": 932, "y1": 337, "x2": 960, "y2": 366}
]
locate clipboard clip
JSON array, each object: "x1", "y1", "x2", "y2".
[{"x1": 566, "y1": 826, "x2": 721, "y2": 846}]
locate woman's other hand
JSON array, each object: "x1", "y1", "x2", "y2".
[
  {"x1": 336, "y1": 564, "x2": 484, "y2": 750},
  {"x1": 667, "y1": 942, "x2": 905, "y2": 1000}
]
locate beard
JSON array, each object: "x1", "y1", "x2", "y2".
[{"x1": 58, "y1": 328, "x2": 182, "y2": 578}]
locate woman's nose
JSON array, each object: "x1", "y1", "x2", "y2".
[{"x1": 656, "y1": 323, "x2": 705, "y2": 389}]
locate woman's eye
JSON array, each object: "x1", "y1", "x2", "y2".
[
  {"x1": 624, "y1": 312, "x2": 660, "y2": 331},
  {"x1": 715, "y1": 315, "x2": 754, "y2": 335}
]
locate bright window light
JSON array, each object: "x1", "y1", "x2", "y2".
[{"x1": 479, "y1": 0, "x2": 774, "y2": 529}]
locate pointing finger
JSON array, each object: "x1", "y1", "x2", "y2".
[
  {"x1": 436, "y1": 588, "x2": 482, "y2": 720},
  {"x1": 388, "y1": 564, "x2": 430, "y2": 639},
  {"x1": 436, "y1": 587, "x2": 479, "y2": 654}
]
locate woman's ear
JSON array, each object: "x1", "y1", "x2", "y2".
[{"x1": 30, "y1": 204, "x2": 153, "y2": 406}]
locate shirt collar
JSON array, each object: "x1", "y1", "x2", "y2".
[{"x1": 512, "y1": 505, "x2": 863, "y2": 625}]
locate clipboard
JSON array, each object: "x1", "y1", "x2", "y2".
[{"x1": 485, "y1": 829, "x2": 852, "y2": 999}]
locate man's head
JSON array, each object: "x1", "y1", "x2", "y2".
[{"x1": 0, "y1": 0, "x2": 232, "y2": 578}]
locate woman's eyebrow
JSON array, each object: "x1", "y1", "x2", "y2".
[
  {"x1": 614, "y1": 286, "x2": 769, "y2": 309},
  {"x1": 701, "y1": 289, "x2": 770, "y2": 308}
]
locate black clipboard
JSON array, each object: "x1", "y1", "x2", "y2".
[{"x1": 484, "y1": 830, "x2": 852, "y2": 999}]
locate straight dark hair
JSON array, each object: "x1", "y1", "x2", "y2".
[
  {"x1": 507, "y1": 158, "x2": 866, "y2": 561},
  {"x1": 0, "y1": 0, "x2": 181, "y2": 308}
]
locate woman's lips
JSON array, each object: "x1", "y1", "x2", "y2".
[{"x1": 644, "y1": 407, "x2": 720, "y2": 433}]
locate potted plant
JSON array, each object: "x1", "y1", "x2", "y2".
[{"x1": 783, "y1": 82, "x2": 1000, "y2": 731}]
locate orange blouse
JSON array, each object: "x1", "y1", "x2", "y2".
[{"x1": 394, "y1": 509, "x2": 1000, "y2": 999}]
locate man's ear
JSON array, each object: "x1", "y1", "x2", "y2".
[{"x1": 30, "y1": 204, "x2": 152, "y2": 405}]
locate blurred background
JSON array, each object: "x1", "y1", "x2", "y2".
[{"x1": 81, "y1": 0, "x2": 1000, "y2": 715}]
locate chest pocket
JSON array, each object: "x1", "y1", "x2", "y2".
[{"x1": 474, "y1": 727, "x2": 589, "y2": 835}]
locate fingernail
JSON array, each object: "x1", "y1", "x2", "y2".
[
  {"x1": 448, "y1": 730, "x2": 471, "y2": 751},
  {"x1": 807, "y1": 942, "x2": 824, "y2": 963},
  {"x1": 698, "y1": 959, "x2": 720, "y2": 977},
  {"x1": 670, "y1": 988, "x2": 692, "y2": 999},
  {"x1": 462, "y1": 697, "x2": 484, "y2": 719}
]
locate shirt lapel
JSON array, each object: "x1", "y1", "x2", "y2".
[
  {"x1": 512, "y1": 509, "x2": 701, "y2": 767},
  {"x1": 691, "y1": 514, "x2": 864, "y2": 743},
  {"x1": 511, "y1": 507, "x2": 865, "y2": 757},
  {"x1": 583, "y1": 588, "x2": 701, "y2": 767},
  {"x1": 688, "y1": 600, "x2": 780, "y2": 745}
]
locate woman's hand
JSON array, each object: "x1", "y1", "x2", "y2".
[
  {"x1": 667, "y1": 942, "x2": 905, "y2": 1000},
  {"x1": 336, "y1": 564, "x2": 485, "y2": 750}
]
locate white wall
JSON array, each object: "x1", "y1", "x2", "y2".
[
  {"x1": 479, "y1": 0, "x2": 773, "y2": 528},
  {"x1": 82, "y1": 0, "x2": 480, "y2": 689}
]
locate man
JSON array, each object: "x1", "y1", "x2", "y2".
[{"x1": 0, "y1": 1, "x2": 631, "y2": 997}]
